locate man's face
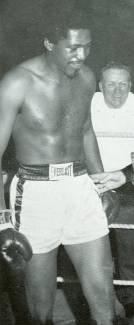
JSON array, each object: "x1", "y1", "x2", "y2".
[
  {"x1": 52, "y1": 29, "x2": 91, "y2": 77},
  {"x1": 99, "y1": 68, "x2": 131, "y2": 108}
]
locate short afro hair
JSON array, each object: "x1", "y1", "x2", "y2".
[{"x1": 40, "y1": 1, "x2": 92, "y2": 43}]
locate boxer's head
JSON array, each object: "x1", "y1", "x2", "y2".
[
  {"x1": 43, "y1": 7, "x2": 92, "y2": 77},
  {"x1": 99, "y1": 62, "x2": 131, "y2": 108}
]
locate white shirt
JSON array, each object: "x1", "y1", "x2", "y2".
[{"x1": 91, "y1": 91, "x2": 134, "y2": 171}]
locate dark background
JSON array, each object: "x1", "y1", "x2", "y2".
[
  {"x1": 0, "y1": 4, "x2": 134, "y2": 323},
  {"x1": 1, "y1": 0, "x2": 134, "y2": 81},
  {"x1": 1, "y1": 0, "x2": 134, "y2": 169}
]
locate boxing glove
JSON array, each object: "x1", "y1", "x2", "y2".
[
  {"x1": 101, "y1": 190, "x2": 120, "y2": 224},
  {"x1": 0, "y1": 209, "x2": 33, "y2": 273}
]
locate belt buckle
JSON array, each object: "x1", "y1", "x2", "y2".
[{"x1": 49, "y1": 162, "x2": 73, "y2": 180}]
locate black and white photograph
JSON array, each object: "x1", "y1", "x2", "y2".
[{"x1": 0, "y1": 1, "x2": 134, "y2": 324}]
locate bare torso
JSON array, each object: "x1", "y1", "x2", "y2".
[{"x1": 12, "y1": 56, "x2": 95, "y2": 164}]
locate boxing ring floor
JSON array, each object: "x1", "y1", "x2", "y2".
[{"x1": 0, "y1": 287, "x2": 76, "y2": 325}]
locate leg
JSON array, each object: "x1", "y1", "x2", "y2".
[
  {"x1": 25, "y1": 248, "x2": 58, "y2": 324},
  {"x1": 65, "y1": 235, "x2": 115, "y2": 325},
  {"x1": 9, "y1": 248, "x2": 58, "y2": 325}
]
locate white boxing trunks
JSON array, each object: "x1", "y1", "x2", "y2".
[{"x1": 10, "y1": 162, "x2": 109, "y2": 254}]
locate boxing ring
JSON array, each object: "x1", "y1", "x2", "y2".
[
  {"x1": 57, "y1": 223, "x2": 134, "y2": 287},
  {"x1": 109, "y1": 223, "x2": 134, "y2": 286},
  {"x1": 95, "y1": 132, "x2": 134, "y2": 287}
]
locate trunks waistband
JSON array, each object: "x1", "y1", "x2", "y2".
[{"x1": 16, "y1": 161, "x2": 87, "y2": 181}]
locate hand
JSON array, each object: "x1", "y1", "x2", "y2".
[
  {"x1": 0, "y1": 210, "x2": 33, "y2": 273},
  {"x1": 101, "y1": 190, "x2": 120, "y2": 224},
  {"x1": 90, "y1": 171, "x2": 126, "y2": 194}
]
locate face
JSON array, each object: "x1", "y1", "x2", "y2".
[
  {"x1": 50, "y1": 29, "x2": 91, "y2": 77},
  {"x1": 99, "y1": 68, "x2": 131, "y2": 108}
]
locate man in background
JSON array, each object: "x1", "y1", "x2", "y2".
[
  {"x1": 91, "y1": 62, "x2": 134, "y2": 319},
  {"x1": 91, "y1": 61, "x2": 134, "y2": 171}
]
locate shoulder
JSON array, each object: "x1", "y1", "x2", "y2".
[
  {"x1": 128, "y1": 91, "x2": 134, "y2": 97},
  {"x1": 127, "y1": 92, "x2": 134, "y2": 103},
  {"x1": 91, "y1": 92, "x2": 104, "y2": 110},
  {"x1": 122, "y1": 92, "x2": 134, "y2": 112},
  {"x1": 122, "y1": 92, "x2": 134, "y2": 117},
  {"x1": 0, "y1": 55, "x2": 43, "y2": 93},
  {"x1": 19, "y1": 55, "x2": 45, "y2": 76},
  {"x1": 92, "y1": 92, "x2": 103, "y2": 104},
  {"x1": 0, "y1": 64, "x2": 31, "y2": 97}
]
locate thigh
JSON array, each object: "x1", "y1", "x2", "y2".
[
  {"x1": 65, "y1": 235, "x2": 114, "y2": 307},
  {"x1": 65, "y1": 237, "x2": 125, "y2": 324},
  {"x1": 65, "y1": 235, "x2": 113, "y2": 277}
]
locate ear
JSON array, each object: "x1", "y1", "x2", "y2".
[
  {"x1": 44, "y1": 38, "x2": 54, "y2": 51},
  {"x1": 99, "y1": 81, "x2": 103, "y2": 92}
]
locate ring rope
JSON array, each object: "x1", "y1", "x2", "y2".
[
  {"x1": 109, "y1": 223, "x2": 134, "y2": 229},
  {"x1": 57, "y1": 277, "x2": 134, "y2": 286},
  {"x1": 109, "y1": 223, "x2": 134, "y2": 285},
  {"x1": 57, "y1": 224, "x2": 134, "y2": 287},
  {"x1": 113, "y1": 279, "x2": 134, "y2": 286}
]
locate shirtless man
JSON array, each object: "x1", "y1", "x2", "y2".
[{"x1": 0, "y1": 7, "x2": 122, "y2": 325}]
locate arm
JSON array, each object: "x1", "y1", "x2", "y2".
[
  {"x1": 0, "y1": 69, "x2": 28, "y2": 210},
  {"x1": 0, "y1": 70, "x2": 33, "y2": 268},
  {"x1": 83, "y1": 118, "x2": 120, "y2": 222},
  {"x1": 90, "y1": 165, "x2": 132, "y2": 194},
  {"x1": 83, "y1": 111, "x2": 104, "y2": 174},
  {"x1": 121, "y1": 164, "x2": 133, "y2": 184},
  {"x1": 83, "y1": 99, "x2": 122, "y2": 221},
  {"x1": 90, "y1": 171, "x2": 126, "y2": 193},
  {"x1": 83, "y1": 70, "x2": 104, "y2": 173}
]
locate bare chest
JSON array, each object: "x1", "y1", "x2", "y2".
[{"x1": 18, "y1": 77, "x2": 90, "y2": 133}]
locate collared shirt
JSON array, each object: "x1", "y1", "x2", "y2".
[{"x1": 91, "y1": 92, "x2": 134, "y2": 171}]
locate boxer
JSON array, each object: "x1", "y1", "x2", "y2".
[{"x1": 0, "y1": 3, "x2": 124, "y2": 324}]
